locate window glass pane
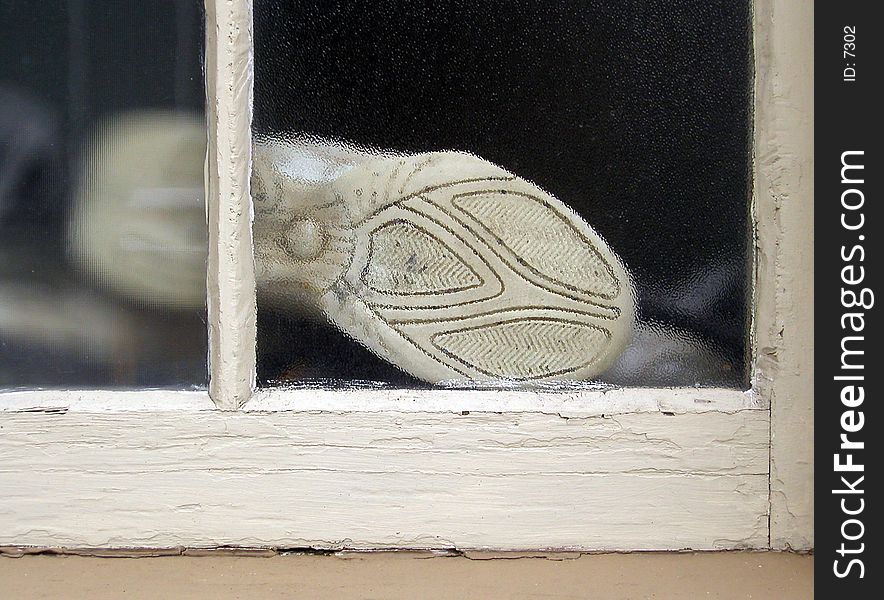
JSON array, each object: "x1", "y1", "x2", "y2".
[
  {"x1": 0, "y1": 2, "x2": 207, "y2": 389},
  {"x1": 252, "y1": 0, "x2": 752, "y2": 389}
]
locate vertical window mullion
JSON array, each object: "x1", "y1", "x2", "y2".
[{"x1": 205, "y1": 0, "x2": 257, "y2": 409}]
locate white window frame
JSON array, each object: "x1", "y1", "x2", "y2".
[{"x1": 0, "y1": 0, "x2": 812, "y2": 552}]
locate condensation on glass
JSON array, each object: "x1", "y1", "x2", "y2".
[
  {"x1": 252, "y1": 0, "x2": 753, "y2": 389},
  {"x1": 0, "y1": 2, "x2": 207, "y2": 389}
]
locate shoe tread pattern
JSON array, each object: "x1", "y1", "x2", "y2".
[
  {"x1": 452, "y1": 192, "x2": 619, "y2": 299},
  {"x1": 324, "y1": 152, "x2": 635, "y2": 384},
  {"x1": 432, "y1": 317, "x2": 610, "y2": 379},
  {"x1": 362, "y1": 220, "x2": 482, "y2": 295}
]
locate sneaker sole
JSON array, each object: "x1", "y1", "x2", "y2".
[{"x1": 254, "y1": 147, "x2": 634, "y2": 384}]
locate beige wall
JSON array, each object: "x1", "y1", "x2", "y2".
[{"x1": 0, "y1": 552, "x2": 813, "y2": 600}]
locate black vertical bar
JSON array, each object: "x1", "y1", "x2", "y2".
[{"x1": 815, "y1": 0, "x2": 880, "y2": 595}]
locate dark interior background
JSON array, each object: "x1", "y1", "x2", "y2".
[{"x1": 254, "y1": 0, "x2": 754, "y2": 388}]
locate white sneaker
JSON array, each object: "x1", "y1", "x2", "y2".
[{"x1": 253, "y1": 139, "x2": 634, "y2": 384}]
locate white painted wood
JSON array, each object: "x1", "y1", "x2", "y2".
[
  {"x1": 205, "y1": 0, "x2": 257, "y2": 409},
  {"x1": 246, "y1": 387, "x2": 763, "y2": 417},
  {"x1": 0, "y1": 404, "x2": 768, "y2": 550},
  {"x1": 0, "y1": 388, "x2": 760, "y2": 417},
  {"x1": 753, "y1": 0, "x2": 814, "y2": 550},
  {"x1": 0, "y1": 390, "x2": 213, "y2": 412}
]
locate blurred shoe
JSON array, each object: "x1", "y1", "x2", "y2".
[{"x1": 69, "y1": 111, "x2": 207, "y2": 309}]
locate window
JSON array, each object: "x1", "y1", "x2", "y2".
[
  {"x1": 0, "y1": 0, "x2": 812, "y2": 553},
  {"x1": 0, "y1": 1, "x2": 207, "y2": 389},
  {"x1": 251, "y1": 0, "x2": 753, "y2": 390}
]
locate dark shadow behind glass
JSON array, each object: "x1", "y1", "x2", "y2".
[
  {"x1": 253, "y1": 0, "x2": 753, "y2": 389},
  {"x1": 0, "y1": 1, "x2": 207, "y2": 389}
]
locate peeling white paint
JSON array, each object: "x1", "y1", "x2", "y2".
[
  {"x1": 205, "y1": 0, "x2": 257, "y2": 409},
  {"x1": 246, "y1": 387, "x2": 764, "y2": 416},
  {"x1": 752, "y1": 0, "x2": 814, "y2": 550},
  {"x1": 0, "y1": 407, "x2": 769, "y2": 551}
]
